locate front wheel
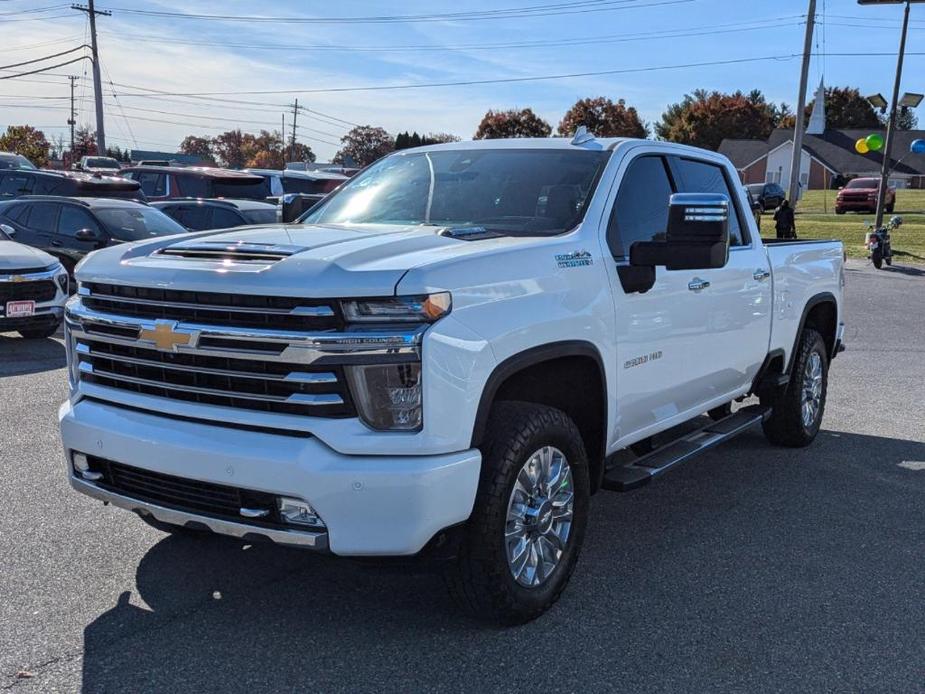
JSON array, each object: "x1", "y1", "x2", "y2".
[
  {"x1": 872, "y1": 247, "x2": 883, "y2": 269},
  {"x1": 761, "y1": 328, "x2": 828, "y2": 447},
  {"x1": 445, "y1": 402, "x2": 590, "y2": 625}
]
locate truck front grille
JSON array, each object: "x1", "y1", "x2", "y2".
[
  {"x1": 82, "y1": 282, "x2": 342, "y2": 331},
  {"x1": 0, "y1": 280, "x2": 57, "y2": 303},
  {"x1": 76, "y1": 338, "x2": 354, "y2": 417}
]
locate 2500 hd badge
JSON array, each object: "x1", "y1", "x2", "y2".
[{"x1": 624, "y1": 350, "x2": 663, "y2": 369}]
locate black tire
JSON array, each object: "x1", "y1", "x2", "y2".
[
  {"x1": 886, "y1": 203, "x2": 895, "y2": 214},
  {"x1": 445, "y1": 401, "x2": 590, "y2": 625},
  {"x1": 835, "y1": 208, "x2": 845, "y2": 215},
  {"x1": 18, "y1": 322, "x2": 60, "y2": 339},
  {"x1": 707, "y1": 402, "x2": 732, "y2": 421},
  {"x1": 761, "y1": 328, "x2": 828, "y2": 447},
  {"x1": 872, "y1": 247, "x2": 883, "y2": 269}
]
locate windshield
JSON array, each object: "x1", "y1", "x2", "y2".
[
  {"x1": 242, "y1": 208, "x2": 277, "y2": 225},
  {"x1": 85, "y1": 157, "x2": 120, "y2": 168},
  {"x1": 305, "y1": 148, "x2": 611, "y2": 235},
  {"x1": 846, "y1": 178, "x2": 878, "y2": 189},
  {"x1": 95, "y1": 207, "x2": 186, "y2": 240},
  {"x1": 0, "y1": 154, "x2": 36, "y2": 170}
]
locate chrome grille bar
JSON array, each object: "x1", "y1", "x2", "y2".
[{"x1": 79, "y1": 362, "x2": 344, "y2": 406}]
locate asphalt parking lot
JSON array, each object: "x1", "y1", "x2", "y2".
[{"x1": 1, "y1": 260, "x2": 923, "y2": 693}]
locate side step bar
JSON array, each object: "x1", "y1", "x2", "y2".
[{"x1": 601, "y1": 404, "x2": 770, "y2": 492}]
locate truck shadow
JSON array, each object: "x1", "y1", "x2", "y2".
[
  {"x1": 0, "y1": 333, "x2": 65, "y2": 377},
  {"x1": 78, "y1": 428, "x2": 925, "y2": 692}
]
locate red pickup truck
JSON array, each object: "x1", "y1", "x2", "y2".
[{"x1": 835, "y1": 177, "x2": 895, "y2": 215}]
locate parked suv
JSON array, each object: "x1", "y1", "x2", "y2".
[
  {"x1": 0, "y1": 226, "x2": 68, "y2": 338},
  {"x1": 745, "y1": 182, "x2": 786, "y2": 211},
  {"x1": 0, "y1": 169, "x2": 144, "y2": 201},
  {"x1": 121, "y1": 166, "x2": 269, "y2": 201},
  {"x1": 75, "y1": 156, "x2": 122, "y2": 175},
  {"x1": 0, "y1": 196, "x2": 185, "y2": 278},
  {"x1": 153, "y1": 198, "x2": 277, "y2": 230},
  {"x1": 835, "y1": 177, "x2": 895, "y2": 214}
]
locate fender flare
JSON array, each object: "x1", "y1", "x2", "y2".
[
  {"x1": 786, "y1": 291, "x2": 838, "y2": 374},
  {"x1": 469, "y1": 340, "x2": 607, "y2": 450}
]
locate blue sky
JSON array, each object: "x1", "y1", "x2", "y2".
[{"x1": 2, "y1": 0, "x2": 924, "y2": 160}]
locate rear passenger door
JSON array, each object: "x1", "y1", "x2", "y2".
[
  {"x1": 22, "y1": 201, "x2": 60, "y2": 253},
  {"x1": 668, "y1": 155, "x2": 772, "y2": 406},
  {"x1": 56, "y1": 204, "x2": 107, "y2": 262}
]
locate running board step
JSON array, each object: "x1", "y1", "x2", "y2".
[{"x1": 601, "y1": 405, "x2": 770, "y2": 492}]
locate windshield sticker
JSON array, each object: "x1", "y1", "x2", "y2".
[{"x1": 555, "y1": 250, "x2": 593, "y2": 269}]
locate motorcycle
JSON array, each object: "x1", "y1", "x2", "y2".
[{"x1": 865, "y1": 215, "x2": 902, "y2": 269}]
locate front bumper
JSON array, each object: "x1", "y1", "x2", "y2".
[
  {"x1": 59, "y1": 398, "x2": 482, "y2": 555},
  {"x1": 0, "y1": 305, "x2": 63, "y2": 331},
  {"x1": 836, "y1": 199, "x2": 876, "y2": 211}
]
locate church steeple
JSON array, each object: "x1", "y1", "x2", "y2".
[{"x1": 806, "y1": 78, "x2": 826, "y2": 135}]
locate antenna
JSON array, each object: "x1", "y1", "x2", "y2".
[{"x1": 570, "y1": 126, "x2": 595, "y2": 146}]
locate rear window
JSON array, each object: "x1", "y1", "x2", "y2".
[
  {"x1": 212, "y1": 178, "x2": 270, "y2": 200},
  {"x1": 84, "y1": 157, "x2": 120, "y2": 169},
  {"x1": 282, "y1": 177, "x2": 337, "y2": 195},
  {"x1": 0, "y1": 154, "x2": 36, "y2": 170},
  {"x1": 846, "y1": 178, "x2": 878, "y2": 189}
]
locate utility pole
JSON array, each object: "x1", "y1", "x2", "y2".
[
  {"x1": 67, "y1": 75, "x2": 78, "y2": 155},
  {"x1": 788, "y1": 0, "x2": 816, "y2": 207},
  {"x1": 874, "y1": 0, "x2": 912, "y2": 228},
  {"x1": 72, "y1": 0, "x2": 110, "y2": 155},
  {"x1": 290, "y1": 99, "x2": 299, "y2": 163}
]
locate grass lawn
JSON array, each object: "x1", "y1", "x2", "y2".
[{"x1": 757, "y1": 189, "x2": 925, "y2": 263}]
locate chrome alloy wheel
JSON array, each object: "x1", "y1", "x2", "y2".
[
  {"x1": 505, "y1": 446, "x2": 574, "y2": 588},
  {"x1": 801, "y1": 351, "x2": 824, "y2": 428}
]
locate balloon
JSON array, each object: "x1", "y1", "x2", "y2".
[
  {"x1": 855, "y1": 138, "x2": 870, "y2": 154},
  {"x1": 866, "y1": 133, "x2": 884, "y2": 151},
  {"x1": 912, "y1": 139, "x2": 925, "y2": 154}
]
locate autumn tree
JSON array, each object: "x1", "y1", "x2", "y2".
[
  {"x1": 474, "y1": 108, "x2": 551, "y2": 139},
  {"x1": 0, "y1": 125, "x2": 51, "y2": 167},
  {"x1": 557, "y1": 97, "x2": 647, "y2": 138},
  {"x1": 333, "y1": 126, "x2": 394, "y2": 166},
  {"x1": 179, "y1": 135, "x2": 215, "y2": 164},
  {"x1": 210, "y1": 129, "x2": 255, "y2": 168},
  {"x1": 656, "y1": 89, "x2": 782, "y2": 151},
  {"x1": 72, "y1": 127, "x2": 97, "y2": 159}
]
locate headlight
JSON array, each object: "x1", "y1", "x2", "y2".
[
  {"x1": 341, "y1": 292, "x2": 450, "y2": 324},
  {"x1": 345, "y1": 363, "x2": 422, "y2": 430}
]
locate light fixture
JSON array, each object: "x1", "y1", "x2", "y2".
[
  {"x1": 900, "y1": 92, "x2": 924, "y2": 108},
  {"x1": 867, "y1": 93, "x2": 888, "y2": 112}
]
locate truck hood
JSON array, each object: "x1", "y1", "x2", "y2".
[
  {"x1": 0, "y1": 240, "x2": 56, "y2": 271},
  {"x1": 74, "y1": 223, "x2": 527, "y2": 297}
]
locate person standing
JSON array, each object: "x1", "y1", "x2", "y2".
[{"x1": 773, "y1": 199, "x2": 797, "y2": 239}]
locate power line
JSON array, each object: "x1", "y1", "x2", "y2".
[
  {"x1": 0, "y1": 54, "x2": 88, "y2": 79},
  {"x1": 0, "y1": 44, "x2": 88, "y2": 70},
  {"x1": 98, "y1": 0, "x2": 693, "y2": 24},
  {"x1": 97, "y1": 17, "x2": 802, "y2": 54},
  {"x1": 0, "y1": 33, "x2": 85, "y2": 53},
  {"x1": 90, "y1": 54, "x2": 808, "y2": 97}
]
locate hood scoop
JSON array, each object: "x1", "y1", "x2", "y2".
[
  {"x1": 437, "y1": 226, "x2": 503, "y2": 241},
  {"x1": 154, "y1": 240, "x2": 301, "y2": 264}
]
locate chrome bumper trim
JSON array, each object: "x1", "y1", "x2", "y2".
[
  {"x1": 69, "y1": 474, "x2": 329, "y2": 550},
  {"x1": 0, "y1": 265, "x2": 63, "y2": 282}
]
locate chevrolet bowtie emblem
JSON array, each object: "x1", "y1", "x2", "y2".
[
  {"x1": 139, "y1": 321, "x2": 193, "y2": 352},
  {"x1": 10, "y1": 275, "x2": 25, "y2": 283}
]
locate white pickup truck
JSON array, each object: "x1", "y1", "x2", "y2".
[{"x1": 59, "y1": 136, "x2": 845, "y2": 624}]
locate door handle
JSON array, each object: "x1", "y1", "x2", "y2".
[
  {"x1": 688, "y1": 277, "x2": 710, "y2": 292},
  {"x1": 51, "y1": 240, "x2": 62, "y2": 247},
  {"x1": 753, "y1": 268, "x2": 771, "y2": 281}
]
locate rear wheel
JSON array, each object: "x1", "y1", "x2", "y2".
[
  {"x1": 445, "y1": 402, "x2": 589, "y2": 625},
  {"x1": 761, "y1": 328, "x2": 828, "y2": 447}
]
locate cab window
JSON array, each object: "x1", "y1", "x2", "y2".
[
  {"x1": 57, "y1": 205, "x2": 101, "y2": 237},
  {"x1": 27, "y1": 202, "x2": 60, "y2": 233},
  {"x1": 0, "y1": 173, "x2": 32, "y2": 197},
  {"x1": 606, "y1": 155, "x2": 674, "y2": 258},
  {"x1": 671, "y1": 157, "x2": 748, "y2": 246}
]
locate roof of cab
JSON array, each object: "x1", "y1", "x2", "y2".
[{"x1": 121, "y1": 165, "x2": 264, "y2": 182}]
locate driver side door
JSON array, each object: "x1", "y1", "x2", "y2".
[{"x1": 603, "y1": 153, "x2": 719, "y2": 445}]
